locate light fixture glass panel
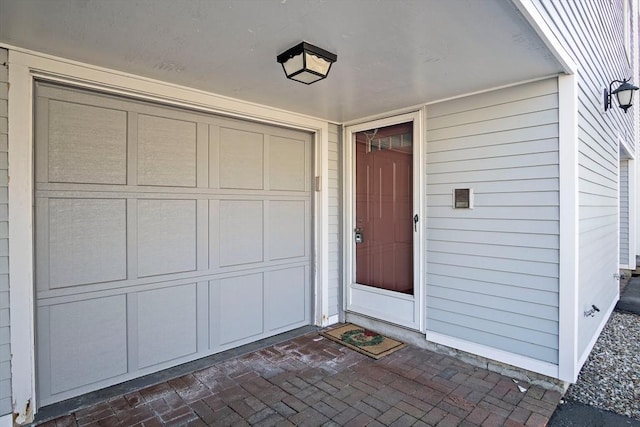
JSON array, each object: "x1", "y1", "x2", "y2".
[
  {"x1": 304, "y1": 52, "x2": 331, "y2": 75},
  {"x1": 291, "y1": 71, "x2": 324, "y2": 84},
  {"x1": 283, "y1": 53, "x2": 304, "y2": 76},
  {"x1": 616, "y1": 89, "x2": 634, "y2": 107}
]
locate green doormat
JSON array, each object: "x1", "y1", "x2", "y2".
[{"x1": 321, "y1": 323, "x2": 406, "y2": 359}]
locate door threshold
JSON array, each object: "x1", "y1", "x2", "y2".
[{"x1": 345, "y1": 312, "x2": 426, "y2": 345}]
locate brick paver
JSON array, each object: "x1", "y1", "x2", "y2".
[{"x1": 35, "y1": 331, "x2": 562, "y2": 426}]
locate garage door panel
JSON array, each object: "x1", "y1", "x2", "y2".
[
  {"x1": 137, "y1": 114, "x2": 197, "y2": 187},
  {"x1": 269, "y1": 201, "x2": 306, "y2": 260},
  {"x1": 35, "y1": 83, "x2": 312, "y2": 407},
  {"x1": 265, "y1": 267, "x2": 307, "y2": 331},
  {"x1": 218, "y1": 200, "x2": 264, "y2": 266},
  {"x1": 137, "y1": 199, "x2": 197, "y2": 277},
  {"x1": 48, "y1": 198, "x2": 127, "y2": 288},
  {"x1": 270, "y1": 136, "x2": 308, "y2": 191},
  {"x1": 46, "y1": 100, "x2": 127, "y2": 185},
  {"x1": 137, "y1": 284, "x2": 198, "y2": 369},
  {"x1": 46, "y1": 296, "x2": 128, "y2": 394},
  {"x1": 218, "y1": 127, "x2": 264, "y2": 190},
  {"x1": 213, "y1": 274, "x2": 264, "y2": 346}
]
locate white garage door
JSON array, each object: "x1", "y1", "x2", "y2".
[{"x1": 34, "y1": 82, "x2": 313, "y2": 406}]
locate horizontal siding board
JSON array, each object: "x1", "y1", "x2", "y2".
[
  {"x1": 428, "y1": 307, "x2": 557, "y2": 348},
  {"x1": 427, "y1": 252, "x2": 559, "y2": 278},
  {"x1": 429, "y1": 319, "x2": 558, "y2": 364},
  {"x1": 428, "y1": 124, "x2": 559, "y2": 153},
  {"x1": 428, "y1": 287, "x2": 558, "y2": 321},
  {"x1": 428, "y1": 206, "x2": 558, "y2": 220},
  {"x1": 427, "y1": 78, "x2": 558, "y2": 118},
  {"x1": 428, "y1": 152, "x2": 558, "y2": 175},
  {"x1": 427, "y1": 229, "x2": 559, "y2": 249},
  {"x1": 427, "y1": 109, "x2": 558, "y2": 142},
  {"x1": 427, "y1": 138, "x2": 558, "y2": 163},
  {"x1": 428, "y1": 273, "x2": 558, "y2": 307},
  {"x1": 428, "y1": 93, "x2": 559, "y2": 130},
  {"x1": 427, "y1": 165, "x2": 559, "y2": 184},
  {"x1": 428, "y1": 298, "x2": 558, "y2": 334},
  {"x1": 428, "y1": 263, "x2": 558, "y2": 292},
  {"x1": 429, "y1": 240, "x2": 558, "y2": 264},
  {"x1": 429, "y1": 218, "x2": 559, "y2": 235}
]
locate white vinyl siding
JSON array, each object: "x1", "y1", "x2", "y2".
[
  {"x1": 328, "y1": 124, "x2": 341, "y2": 317},
  {"x1": 0, "y1": 48, "x2": 10, "y2": 417},
  {"x1": 534, "y1": 0, "x2": 633, "y2": 359},
  {"x1": 426, "y1": 78, "x2": 560, "y2": 364},
  {"x1": 620, "y1": 160, "x2": 629, "y2": 266}
]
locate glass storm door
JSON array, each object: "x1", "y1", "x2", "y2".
[{"x1": 346, "y1": 113, "x2": 423, "y2": 330}]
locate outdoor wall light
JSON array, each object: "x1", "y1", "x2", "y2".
[
  {"x1": 604, "y1": 78, "x2": 639, "y2": 113},
  {"x1": 277, "y1": 41, "x2": 337, "y2": 85}
]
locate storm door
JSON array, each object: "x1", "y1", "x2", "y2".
[{"x1": 346, "y1": 112, "x2": 423, "y2": 329}]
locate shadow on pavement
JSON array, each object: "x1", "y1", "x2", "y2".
[{"x1": 549, "y1": 401, "x2": 640, "y2": 426}]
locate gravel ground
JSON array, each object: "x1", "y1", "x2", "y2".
[{"x1": 564, "y1": 311, "x2": 640, "y2": 420}]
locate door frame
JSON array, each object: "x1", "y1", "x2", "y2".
[
  {"x1": 343, "y1": 111, "x2": 425, "y2": 331},
  {"x1": 7, "y1": 46, "x2": 331, "y2": 421}
]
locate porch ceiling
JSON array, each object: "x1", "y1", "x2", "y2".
[{"x1": 0, "y1": 0, "x2": 564, "y2": 123}]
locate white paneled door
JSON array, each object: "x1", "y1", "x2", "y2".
[{"x1": 34, "y1": 83, "x2": 313, "y2": 406}]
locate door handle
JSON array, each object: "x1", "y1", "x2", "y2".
[{"x1": 354, "y1": 228, "x2": 364, "y2": 244}]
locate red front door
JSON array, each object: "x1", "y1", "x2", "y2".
[{"x1": 355, "y1": 122, "x2": 414, "y2": 294}]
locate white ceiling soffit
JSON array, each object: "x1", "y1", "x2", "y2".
[{"x1": 0, "y1": 0, "x2": 564, "y2": 123}]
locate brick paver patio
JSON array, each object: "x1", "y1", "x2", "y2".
[{"x1": 36, "y1": 330, "x2": 562, "y2": 426}]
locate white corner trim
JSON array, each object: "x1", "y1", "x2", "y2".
[
  {"x1": 7, "y1": 47, "x2": 331, "y2": 417},
  {"x1": 576, "y1": 296, "x2": 617, "y2": 370},
  {"x1": 8, "y1": 55, "x2": 37, "y2": 424},
  {"x1": 557, "y1": 73, "x2": 580, "y2": 383},
  {"x1": 0, "y1": 414, "x2": 13, "y2": 427},
  {"x1": 426, "y1": 331, "x2": 559, "y2": 379},
  {"x1": 513, "y1": 0, "x2": 577, "y2": 75},
  {"x1": 628, "y1": 159, "x2": 637, "y2": 270},
  {"x1": 325, "y1": 315, "x2": 340, "y2": 326}
]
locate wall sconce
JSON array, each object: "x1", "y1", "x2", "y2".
[
  {"x1": 604, "y1": 78, "x2": 639, "y2": 113},
  {"x1": 277, "y1": 41, "x2": 337, "y2": 85}
]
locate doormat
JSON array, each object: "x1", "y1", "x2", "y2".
[{"x1": 320, "y1": 323, "x2": 406, "y2": 359}]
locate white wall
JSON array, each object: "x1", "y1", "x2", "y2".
[{"x1": 426, "y1": 78, "x2": 560, "y2": 366}]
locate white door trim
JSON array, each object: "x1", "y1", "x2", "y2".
[
  {"x1": 343, "y1": 111, "x2": 425, "y2": 331},
  {"x1": 6, "y1": 45, "x2": 331, "y2": 422}
]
